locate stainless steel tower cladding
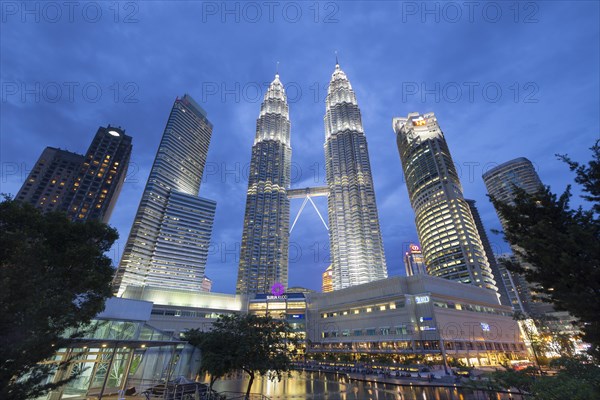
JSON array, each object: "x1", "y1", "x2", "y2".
[
  {"x1": 236, "y1": 73, "x2": 292, "y2": 295},
  {"x1": 324, "y1": 62, "x2": 388, "y2": 290}
]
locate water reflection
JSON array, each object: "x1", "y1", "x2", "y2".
[{"x1": 210, "y1": 371, "x2": 520, "y2": 399}]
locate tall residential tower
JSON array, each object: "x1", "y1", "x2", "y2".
[
  {"x1": 113, "y1": 95, "x2": 216, "y2": 296},
  {"x1": 393, "y1": 112, "x2": 496, "y2": 292},
  {"x1": 236, "y1": 73, "x2": 291, "y2": 295},
  {"x1": 324, "y1": 62, "x2": 388, "y2": 290},
  {"x1": 63, "y1": 126, "x2": 132, "y2": 223},
  {"x1": 17, "y1": 125, "x2": 132, "y2": 224},
  {"x1": 17, "y1": 148, "x2": 84, "y2": 214}
]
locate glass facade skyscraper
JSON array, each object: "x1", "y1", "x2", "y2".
[
  {"x1": 393, "y1": 112, "x2": 496, "y2": 291},
  {"x1": 466, "y1": 199, "x2": 510, "y2": 306},
  {"x1": 482, "y1": 157, "x2": 543, "y2": 210},
  {"x1": 236, "y1": 74, "x2": 291, "y2": 295},
  {"x1": 17, "y1": 125, "x2": 132, "y2": 224},
  {"x1": 324, "y1": 62, "x2": 388, "y2": 290},
  {"x1": 482, "y1": 157, "x2": 546, "y2": 315},
  {"x1": 113, "y1": 95, "x2": 215, "y2": 296}
]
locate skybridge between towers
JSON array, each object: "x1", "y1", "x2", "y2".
[{"x1": 287, "y1": 186, "x2": 329, "y2": 233}]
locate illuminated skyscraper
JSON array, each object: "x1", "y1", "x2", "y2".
[
  {"x1": 64, "y1": 126, "x2": 132, "y2": 223},
  {"x1": 322, "y1": 265, "x2": 333, "y2": 293},
  {"x1": 496, "y1": 256, "x2": 530, "y2": 314},
  {"x1": 236, "y1": 73, "x2": 291, "y2": 295},
  {"x1": 393, "y1": 112, "x2": 496, "y2": 291},
  {"x1": 404, "y1": 244, "x2": 427, "y2": 276},
  {"x1": 17, "y1": 148, "x2": 83, "y2": 214},
  {"x1": 113, "y1": 95, "x2": 215, "y2": 296},
  {"x1": 466, "y1": 199, "x2": 510, "y2": 306},
  {"x1": 324, "y1": 61, "x2": 388, "y2": 290},
  {"x1": 17, "y1": 125, "x2": 132, "y2": 224}
]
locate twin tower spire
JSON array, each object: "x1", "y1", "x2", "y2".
[{"x1": 236, "y1": 61, "x2": 388, "y2": 295}]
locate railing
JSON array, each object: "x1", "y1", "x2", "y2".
[
  {"x1": 219, "y1": 392, "x2": 271, "y2": 400},
  {"x1": 140, "y1": 381, "x2": 223, "y2": 400}
]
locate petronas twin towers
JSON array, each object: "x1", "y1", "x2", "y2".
[
  {"x1": 236, "y1": 62, "x2": 388, "y2": 294},
  {"x1": 236, "y1": 74, "x2": 292, "y2": 294}
]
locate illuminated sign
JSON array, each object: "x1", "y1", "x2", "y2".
[
  {"x1": 415, "y1": 295, "x2": 430, "y2": 304},
  {"x1": 266, "y1": 295, "x2": 288, "y2": 300},
  {"x1": 419, "y1": 317, "x2": 433, "y2": 322},
  {"x1": 271, "y1": 282, "x2": 285, "y2": 296},
  {"x1": 481, "y1": 322, "x2": 490, "y2": 332},
  {"x1": 409, "y1": 244, "x2": 421, "y2": 253},
  {"x1": 289, "y1": 314, "x2": 305, "y2": 319}
]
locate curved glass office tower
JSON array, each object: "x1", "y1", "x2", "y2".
[
  {"x1": 483, "y1": 157, "x2": 545, "y2": 314},
  {"x1": 324, "y1": 62, "x2": 388, "y2": 290},
  {"x1": 482, "y1": 157, "x2": 543, "y2": 207},
  {"x1": 113, "y1": 95, "x2": 215, "y2": 296},
  {"x1": 393, "y1": 112, "x2": 496, "y2": 292},
  {"x1": 236, "y1": 73, "x2": 291, "y2": 295}
]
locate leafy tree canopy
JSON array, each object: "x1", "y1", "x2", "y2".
[
  {"x1": 491, "y1": 141, "x2": 600, "y2": 359},
  {"x1": 185, "y1": 314, "x2": 299, "y2": 399},
  {"x1": 0, "y1": 198, "x2": 118, "y2": 399},
  {"x1": 487, "y1": 356, "x2": 600, "y2": 400}
]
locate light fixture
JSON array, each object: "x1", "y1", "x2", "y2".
[{"x1": 108, "y1": 130, "x2": 120, "y2": 137}]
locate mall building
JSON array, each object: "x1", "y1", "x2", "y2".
[
  {"x1": 121, "y1": 274, "x2": 527, "y2": 367},
  {"x1": 39, "y1": 275, "x2": 528, "y2": 399},
  {"x1": 304, "y1": 275, "x2": 527, "y2": 366}
]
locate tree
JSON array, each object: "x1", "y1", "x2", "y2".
[
  {"x1": 183, "y1": 328, "x2": 235, "y2": 393},
  {"x1": 490, "y1": 141, "x2": 600, "y2": 359},
  {"x1": 0, "y1": 198, "x2": 118, "y2": 399},
  {"x1": 187, "y1": 314, "x2": 299, "y2": 399},
  {"x1": 486, "y1": 356, "x2": 600, "y2": 400}
]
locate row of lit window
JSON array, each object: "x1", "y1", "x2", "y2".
[
  {"x1": 321, "y1": 301, "x2": 404, "y2": 318},
  {"x1": 433, "y1": 301, "x2": 511, "y2": 316}
]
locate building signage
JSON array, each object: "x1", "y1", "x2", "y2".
[
  {"x1": 481, "y1": 322, "x2": 490, "y2": 332},
  {"x1": 267, "y1": 295, "x2": 288, "y2": 300},
  {"x1": 270, "y1": 282, "x2": 285, "y2": 296},
  {"x1": 415, "y1": 295, "x2": 430, "y2": 304}
]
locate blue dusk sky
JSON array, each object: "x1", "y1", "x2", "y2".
[{"x1": 1, "y1": 1, "x2": 599, "y2": 294}]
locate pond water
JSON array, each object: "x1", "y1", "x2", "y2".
[{"x1": 210, "y1": 370, "x2": 523, "y2": 399}]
